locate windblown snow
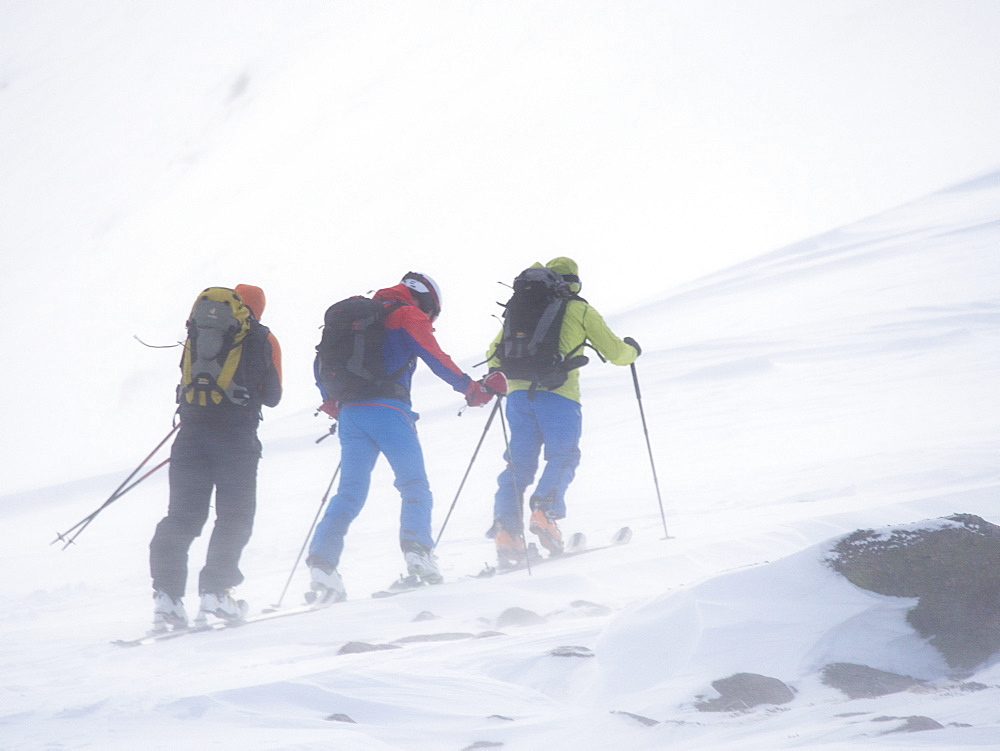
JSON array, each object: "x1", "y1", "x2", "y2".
[{"x1": 2, "y1": 3, "x2": 1000, "y2": 749}]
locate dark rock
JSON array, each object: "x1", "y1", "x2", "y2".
[
  {"x1": 549, "y1": 645, "x2": 594, "y2": 658},
  {"x1": 959, "y1": 681, "x2": 989, "y2": 692},
  {"x1": 337, "y1": 641, "x2": 401, "y2": 655},
  {"x1": 695, "y1": 672, "x2": 795, "y2": 712},
  {"x1": 826, "y1": 513, "x2": 1000, "y2": 669},
  {"x1": 325, "y1": 713, "x2": 356, "y2": 723},
  {"x1": 462, "y1": 742, "x2": 503, "y2": 750},
  {"x1": 880, "y1": 715, "x2": 945, "y2": 734},
  {"x1": 611, "y1": 710, "x2": 660, "y2": 726},
  {"x1": 821, "y1": 663, "x2": 925, "y2": 698},
  {"x1": 497, "y1": 607, "x2": 547, "y2": 628},
  {"x1": 412, "y1": 610, "x2": 439, "y2": 622}
]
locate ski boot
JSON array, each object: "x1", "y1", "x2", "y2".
[
  {"x1": 152, "y1": 590, "x2": 188, "y2": 632},
  {"x1": 529, "y1": 508, "x2": 564, "y2": 555},
  {"x1": 197, "y1": 589, "x2": 249, "y2": 623},
  {"x1": 494, "y1": 527, "x2": 528, "y2": 569},
  {"x1": 402, "y1": 541, "x2": 443, "y2": 585},
  {"x1": 307, "y1": 560, "x2": 347, "y2": 605}
]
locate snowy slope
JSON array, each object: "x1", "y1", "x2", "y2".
[
  {"x1": 4, "y1": 3, "x2": 1000, "y2": 749},
  {"x1": 4, "y1": 1, "x2": 1000, "y2": 496},
  {"x1": 3, "y1": 171, "x2": 999, "y2": 750}
]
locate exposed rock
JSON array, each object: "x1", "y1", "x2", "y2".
[
  {"x1": 475, "y1": 631, "x2": 505, "y2": 639},
  {"x1": 827, "y1": 513, "x2": 1000, "y2": 669},
  {"x1": 821, "y1": 662, "x2": 925, "y2": 698},
  {"x1": 874, "y1": 715, "x2": 945, "y2": 734},
  {"x1": 497, "y1": 607, "x2": 547, "y2": 628},
  {"x1": 958, "y1": 681, "x2": 989, "y2": 692},
  {"x1": 549, "y1": 645, "x2": 594, "y2": 658},
  {"x1": 325, "y1": 713, "x2": 356, "y2": 723},
  {"x1": 337, "y1": 641, "x2": 401, "y2": 655},
  {"x1": 695, "y1": 672, "x2": 795, "y2": 712},
  {"x1": 611, "y1": 710, "x2": 660, "y2": 726}
]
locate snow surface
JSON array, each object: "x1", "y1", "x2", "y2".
[{"x1": 3, "y1": 3, "x2": 1000, "y2": 750}]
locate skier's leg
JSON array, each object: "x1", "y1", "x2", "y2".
[
  {"x1": 531, "y1": 391, "x2": 582, "y2": 520},
  {"x1": 372, "y1": 403, "x2": 433, "y2": 551},
  {"x1": 198, "y1": 437, "x2": 260, "y2": 595},
  {"x1": 150, "y1": 431, "x2": 213, "y2": 598},
  {"x1": 491, "y1": 390, "x2": 541, "y2": 535},
  {"x1": 308, "y1": 406, "x2": 379, "y2": 568}
]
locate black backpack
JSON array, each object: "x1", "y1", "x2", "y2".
[
  {"x1": 315, "y1": 296, "x2": 409, "y2": 402},
  {"x1": 496, "y1": 267, "x2": 589, "y2": 395}
]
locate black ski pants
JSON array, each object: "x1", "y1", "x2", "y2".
[{"x1": 149, "y1": 424, "x2": 261, "y2": 598}]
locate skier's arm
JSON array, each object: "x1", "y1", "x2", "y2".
[
  {"x1": 259, "y1": 331, "x2": 283, "y2": 407},
  {"x1": 578, "y1": 304, "x2": 639, "y2": 366},
  {"x1": 394, "y1": 306, "x2": 474, "y2": 393},
  {"x1": 486, "y1": 329, "x2": 502, "y2": 369}
]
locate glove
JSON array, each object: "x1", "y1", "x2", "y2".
[
  {"x1": 464, "y1": 379, "x2": 494, "y2": 407},
  {"x1": 318, "y1": 399, "x2": 341, "y2": 419},
  {"x1": 624, "y1": 336, "x2": 641, "y2": 357},
  {"x1": 482, "y1": 370, "x2": 508, "y2": 396}
]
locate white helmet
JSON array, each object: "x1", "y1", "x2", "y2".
[{"x1": 401, "y1": 272, "x2": 442, "y2": 321}]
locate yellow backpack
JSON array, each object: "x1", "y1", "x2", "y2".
[{"x1": 178, "y1": 287, "x2": 252, "y2": 406}]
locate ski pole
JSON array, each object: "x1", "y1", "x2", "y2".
[
  {"x1": 56, "y1": 458, "x2": 172, "y2": 550},
  {"x1": 497, "y1": 401, "x2": 532, "y2": 575},
  {"x1": 270, "y1": 461, "x2": 341, "y2": 610},
  {"x1": 434, "y1": 398, "x2": 502, "y2": 546},
  {"x1": 110, "y1": 458, "x2": 170, "y2": 504},
  {"x1": 52, "y1": 424, "x2": 179, "y2": 549},
  {"x1": 630, "y1": 362, "x2": 670, "y2": 539}
]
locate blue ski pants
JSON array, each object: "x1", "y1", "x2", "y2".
[
  {"x1": 309, "y1": 400, "x2": 434, "y2": 568},
  {"x1": 492, "y1": 389, "x2": 582, "y2": 533}
]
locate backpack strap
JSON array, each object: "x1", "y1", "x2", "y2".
[{"x1": 376, "y1": 300, "x2": 416, "y2": 400}]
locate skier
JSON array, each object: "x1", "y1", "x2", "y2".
[
  {"x1": 150, "y1": 284, "x2": 282, "y2": 629},
  {"x1": 306, "y1": 272, "x2": 496, "y2": 603},
  {"x1": 486, "y1": 257, "x2": 640, "y2": 565}
]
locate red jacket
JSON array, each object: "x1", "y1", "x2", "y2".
[{"x1": 373, "y1": 283, "x2": 473, "y2": 403}]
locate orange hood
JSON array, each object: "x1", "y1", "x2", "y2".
[{"x1": 235, "y1": 284, "x2": 266, "y2": 319}]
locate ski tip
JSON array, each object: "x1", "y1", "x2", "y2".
[{"x1": 613, "y1": 526, "x2": 633, "y2": 544}]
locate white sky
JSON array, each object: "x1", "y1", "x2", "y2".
[{"x1": 3, "y1": 1, "x2": 1000, "y2": 284}]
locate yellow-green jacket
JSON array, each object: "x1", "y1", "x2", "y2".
[{"x1": 487, "y1": 257, "x2": 638, "y2": 403}]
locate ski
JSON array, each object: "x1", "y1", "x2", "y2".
[
  {"x1": 476, "y1": 526, "x2": 633, "y2": 578},
  {"x1": 112, "y1": 603, "x2": 325, "y2": 647},
  {"x1": 113, "y1": 622, "x2": 222, "y2": 647},
  {"x1": 371, "y1": 574, "x2": 436, "y2": 599}
]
